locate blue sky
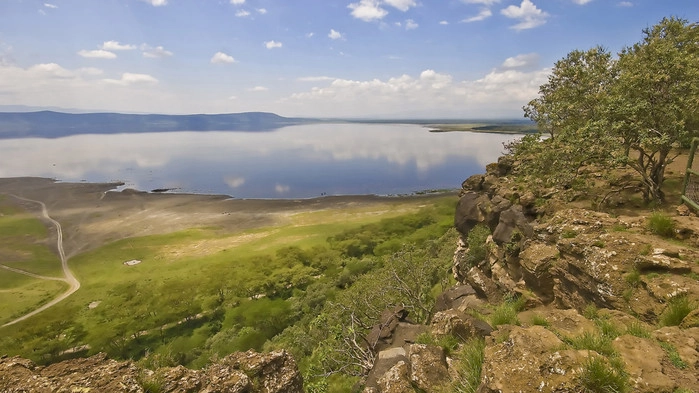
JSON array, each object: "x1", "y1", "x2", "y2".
[{"x1": 0, "y1": 0, "x2": 696, "y2": 118}]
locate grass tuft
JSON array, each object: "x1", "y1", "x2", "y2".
[
  {"x1": 658, "y1": 341, "x2": 688, "y2": 369},
  {"x1": 566, "y1": 332, "x2": 616, "y2": 357},
  {"x1": 579, "y1": 356, "x2": 629, "y2": 393},
  {"x1": 660, "y1": 294, "x2": 695, "y2": 327},
  {"x1": 531, "y1": 314, "x2": 550, "y2": 327},
  {"x1": 452, "y1": 338, "x2": 486, "y2": 393},
  {"x1": 648, "y1": 212, "x2": 675, "y2": 238},
  {"x1": 465, "y1": 224, "x2": 491, "y2": 267},
  {"x1": 625, "y1": 321, "x2": 650, "y2": 339}
]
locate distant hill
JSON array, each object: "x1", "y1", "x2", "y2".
[{"x1": 0, "y1": 111, "x2": 314, "y2": 138}]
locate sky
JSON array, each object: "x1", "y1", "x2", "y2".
[{"x1": 0, "y1": 0, "x2": 697, "y2": 118}]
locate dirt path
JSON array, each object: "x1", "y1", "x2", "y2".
[{"x1": 1, "y1": 194, "x2": 80, "y2": 327}]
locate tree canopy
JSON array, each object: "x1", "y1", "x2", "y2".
[{"x1": 511, "y1": 17, "x2": 699, "y2": 203}]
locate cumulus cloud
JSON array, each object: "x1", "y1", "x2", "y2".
[
  {"x1": 141, "y1": 0, "x2": 167, "y2": 6},
  {"x1": 248, "y1": 86, "x2": 269, "y2": 92},
  {"x1": 383, "y1": 0, "x2": 417, "y2": 12},
  {"x1": 328, "y1": 29, "x2": 343, "y2": 40},
  {"x1": 265, "y1": 40, "x2": 282, "y2": 49},
  {"x1": 572, "y1": 0, "x2": 593, "y2": 4},
  {"x1": 141, "y1": 45, "x2": 173, "y2": 58},
  {"x1": 439, "y1": 20, "x2": 449, "y2": 25},
  {"x1": 44, "y1": 3, "x2": 58, "y2": 8},
  {"x1": 462, "y1": 8, "x2": 492, "y2": 22},
  {"x1": 618, "y1": 1, "x2": 633, "y2": 6},
  {"x1": 224, "y1": 176, "x2": 245, "y2": 188},
  {"x1": 501, "y1": 0, "x2": 549, "y2": 30},
  {"x1": 257, "y1": 8, "x2": 267, "y2": 14},
  {"x1": 78, "y1": 49, "x2": 117, "y2": 59},
  {"x1": 405, "y1": 19, "x2": 418, "y2": 29},
  {"x1": 235, "y1": 9, "x2": 250, "y2": 17},
  {"x1": 501, "y1": 53, "x2": 539, "y2": 70},
  {"x1": 104, "y1": 73, "x2": 158, "y2": 86},
  {"x1": 348, "y1": 0, "x2": 388, "y2": 22},
  {"x1": 230, "y1": 0, "x2": 245, "y2": 4},
  {"x1": 211, "y1": 52, "x2": 236, "y2": 64},
  {"x1": 102, "y1": 41, "x2": 136, "y2": 51},
  {"x1": 284, "y1": 66, "x2": 548, "y2": 118}
]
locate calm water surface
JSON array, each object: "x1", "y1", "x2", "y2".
[{"x1": 0, "y1": 123, "x2": 520, "y2": 198}]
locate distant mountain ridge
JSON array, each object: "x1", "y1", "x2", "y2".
[{"x1": 0, "y1": 111, "x2": 314, "y2": 138}]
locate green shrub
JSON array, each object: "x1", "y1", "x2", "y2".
[
  {"x1": 660, "y1": 294, "x2": 695, "y2": 327},
  {"x1": 452, "y1": 338, "x2": 486, "y2": 393},
  {"x1": 561, "y1": 229, "x2": 578, "y2": 239},
  {"x1": 648, "y1": 212, "x2": 675, "y2": 238},
  {"x1": 624, "y1": 269, "x2": 641, "y2": 288},
  {"x1": 579, "y1": 356, "x2": 629, "y2": 393},
  {"x1": 583, "y1": 304, "x2": 599, "y2": 320},
  {"x1": 465, "y1": 224, "x2": 491, "y2": 267}
]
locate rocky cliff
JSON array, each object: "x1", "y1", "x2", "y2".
[{"x1": 363, "y1": 157, "x2": 699, "y2": 392}]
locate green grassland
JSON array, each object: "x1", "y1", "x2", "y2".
[{"x1": 0, "y1": 194, "x2": 457, "y2": 368}]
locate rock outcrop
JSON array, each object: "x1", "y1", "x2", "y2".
[{"x1": 0, "y1": 350, "x2": 303, "y2": 393}]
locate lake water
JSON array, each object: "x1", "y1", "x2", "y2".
[{"x1": 0, "y1": 123, "x2": 520, "y2": 199}]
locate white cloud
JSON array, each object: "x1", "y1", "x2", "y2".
[
  {"x1": 230, "y1": 0, "x2": 245, "y2": 4},
  {"x1": 501, "y1": 0, "x2": 549, "y2": 30},
  {"x1": 348, "y1": 0, "x2": 388, "y2": 22},
  {"x1": 142, "y1": 0, "x2": 167, "y2": 6},
  {"x1": 211, "y1": 52, "x2": 236, "y2": 64},
  {"x1": 439, "y1": 20, "x2": 449, "y2": 25},
  {"x1": 462, "y1": 8, "x2": 492, "y2": 22},
  {"x1": 257, "y1": 8, "x2": 267, "y2": 14},
  {"x1": 618, "y1": 1, "x2": 633, "y2": 6},
  {"x1": 143, "y1": 45, "x2": 173, "y2": 58},
  {"x1": 248, "y1": 86, "x2": 269, "y2": 92},
  {"x1": 306, "y1": 32, "x2": 315, "y2": 38},
  {"x1": 383, "y1": 0, "x2": 417, "y2": 12},
  {"x1": 461, "y1": 0, "x2": 500, "y2": 4},
  {"x1": 78, "y1": 49, "x2": 117, "y2": 59},
  {"x1": 298, "y1": 76, "x2": 335, "y2": 82},
  {"x1": 501, "y1": 53, "x2": 539, "y2": 70},
  {"x1": 328, "y1": 29, "x2": 343, "y2": 40},
  {"x1": 285, "y1": 66, "x2": 548, "y2": 118},
  {"x1": 104, "y1": 73, "x2": 158, "y2": 86},
  {"x1": 265, "y1": 40, "x2": 282, "y2": 49},
  {"x1": 224, "y1": 176, "x2": 245, "y2": 188},
  {"x1": 102, "y1": 41, "x2": 136, "y2": 51},
  {"x1": 572, "y1": 0, "x2": 593, "y2": 4},
  {"x1": 29, "y1": 63, "x2": 74, "y2": 79},
  {"x1": 405, "y1": 19, "x2": 418, "y2": 30},
  {"x1": 235, "y1": 9, "x2": 250, "y2": 17},
  {"x1": 228, "y1": 95, "x2": 238, "y2": 100},
  {"x1": 44, "y1": 3, "x2": 58, "y2": 8},
  {"x1": 275, "y1": 184, "x2": 290, "y2": 194}
]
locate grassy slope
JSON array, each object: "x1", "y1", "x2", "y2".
[{"x1": 0, "y1": 194, "x2": 456, "y2": 364}]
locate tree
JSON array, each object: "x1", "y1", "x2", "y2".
[
  {"x1": 514, "y1": 47, "x2": 617, "y2": 188},
  {"x1": 607, "y1": 17, "x2": 699, "y2": 202},
  {"x1": 512, "y1": 18, "x2": 699, "y2": 203}
]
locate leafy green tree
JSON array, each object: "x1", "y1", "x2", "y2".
[
  {"x1": 515, "y1": 46, "x2": 617, "y2": 188},
  {"x1": 607, "y1": 17, "x2": 699, "y2": 202}
]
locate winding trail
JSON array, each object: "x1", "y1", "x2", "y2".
[{"x1": 1, "y1": 194, "x2": 80, "y2": 327}]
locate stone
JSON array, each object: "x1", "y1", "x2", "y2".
[
  {"x1": 431, "y1": 310, "x2": 492, "y2": 340},
  {"x1": 465, "y1": 266, "x2": 502, "y2": 303},
  {"x1": 408, "y1": 344, "x2": 449, "y2": 391},
  {"x1": 433, "y1": 284, "x2": 476, "y2": 312},
  {"x1": 376, "y1": 361, "x2": 413, "y2": 393},
  {"x1": 613, "y1": 335, "x2": 676, "y2": 392}
]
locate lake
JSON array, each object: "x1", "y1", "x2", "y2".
[{"x1": 0, "y1": 123, "x2": 520, "y2": 199}]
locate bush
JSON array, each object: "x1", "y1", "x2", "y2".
[
  {"x1": 465, "y1": 224, "x2": 491, "y2": 267},
  {"x1": 648, "y1": 212, "x2": 675, "y2": 238}
]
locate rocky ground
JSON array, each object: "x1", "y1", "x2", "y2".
[{"x1": 362, "y1": 155, "x2": 699, "y2": 392}]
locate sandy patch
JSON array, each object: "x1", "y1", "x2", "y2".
[{"x1": 123, "y1": 259, "x2": 142, "y2": 266}]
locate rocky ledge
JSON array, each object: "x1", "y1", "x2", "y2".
[
  {"x1": 0, "y1": 349, "x2": 302, "y2": 393},
  {"x1": 363, "y1": 157, "x2": 699, "y2": 392}
]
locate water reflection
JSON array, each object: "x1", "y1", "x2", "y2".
[{"x1": 0, "y1": 123, "x2": 519, "y2": 198}]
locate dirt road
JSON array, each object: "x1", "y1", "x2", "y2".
[{"x1": 1, "y1": 194, "x2": 80, "y2": 327}]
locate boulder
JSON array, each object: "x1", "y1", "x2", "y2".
[
  {"x1": 408, "y1": 344, "x2": 449, "y2": 391},
  {"x1": 612, "y1": 335, "x2": 676, "y2": 392},
  {"x1": 376, "y1": 361, "x2": 413, "y2": 393},
  {"x1": 431, "y1": 310, "x2": 492, "y2": 340}
]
